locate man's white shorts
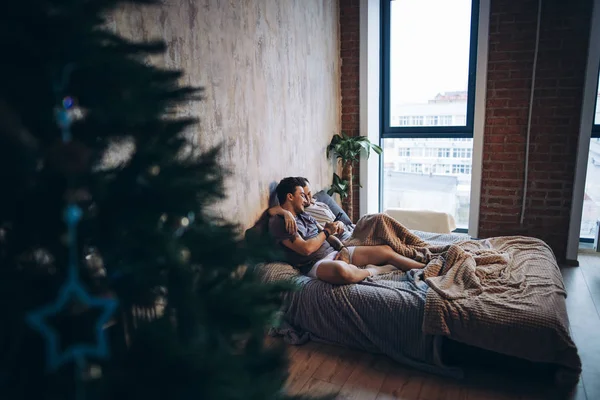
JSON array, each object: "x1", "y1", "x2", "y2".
[{"x1": 307, "y1": 246, "x2": 356, "y2": 279}]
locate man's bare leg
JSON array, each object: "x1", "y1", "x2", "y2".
[
  {"x1": 315, "y1": 260, "x2": 399, "y2": 285},
  {"x1": 315, "y1": 261, "x2": 370, "y2": 285},
  {"x1": 351, "y1": 245, "x2": 425, "y2": 271}
]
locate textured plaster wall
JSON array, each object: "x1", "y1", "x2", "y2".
[{"x1": 109, "y1": 0, "x2": 340, "y2": 229}]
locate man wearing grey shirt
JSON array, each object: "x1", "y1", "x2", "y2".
[
  {"x1": 269, "y1": 177, "x2": 353, "y2": 240},
  {"x1": 268, "y1": 177, "x2": 425, "y2": 285}
]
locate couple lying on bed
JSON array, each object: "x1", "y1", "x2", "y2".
[{"x1": 267, "y1": 177, "x2": 425, "y2": 285}]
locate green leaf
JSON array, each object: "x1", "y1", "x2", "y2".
[
  {"x1": 357, "y1": 141, "x2": 372, "y2": 158},
  {"x1": 329, "y1": 173, "x2": 349, "y2": 200},
  {"x1": 326, "y1": 134, "x2": 382, "y2": 164},
  {"x1": 371, "y1": 143, "x2": 383, "y2": 155}
]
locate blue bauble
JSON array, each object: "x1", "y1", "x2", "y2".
[{"x1": 62, "y1": 96, "x2": 74, "y2": 109}]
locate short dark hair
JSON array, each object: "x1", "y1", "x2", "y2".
[
  {"x1": 296, "y1": 177, "x2": 309, "y2": 187},
  {"x1": 276, "y1": 177, "x2": 303, "y2": 205}
]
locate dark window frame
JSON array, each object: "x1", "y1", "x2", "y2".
[
  {"x1": 592, "y1": 69, "x2": 600, "y2": 138},
  {"x1": 581, "y1": 69, "x2": 600, "y2": 242},
  {"x1": 380, "y1": 0, "x2": 481, "y2": 139},
  {"x1": 378, "y1": 0, "x2": 481, "y2": 231}
]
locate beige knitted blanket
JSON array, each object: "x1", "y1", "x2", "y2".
[{"x1": 345, "y1": 213, "x2": 581, "y2": 373}]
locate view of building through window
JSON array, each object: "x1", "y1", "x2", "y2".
[
  {"x1": 382, "y1": 135, "x2": 473, "y2": 229},
  {"x1": 581, "y1": 138, "x2": 600, "y2": 239},
  {"x1": 381, "y1": 0, "x2": 474, "y2": 230}
]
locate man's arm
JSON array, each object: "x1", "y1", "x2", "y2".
[{"x1": 281, "y1": 222, "x2": 336, "y2": 256}]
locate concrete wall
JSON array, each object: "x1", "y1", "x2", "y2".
[{"x1": 109, "y1": 0, "x2": 340, "y2": 229}]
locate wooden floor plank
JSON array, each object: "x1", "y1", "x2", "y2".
[
  {"x1": 419, "y1": 374, "x2": 447, "y2": 400},
  {"x1": 312, "y1": 345, "x2": 360, "y2": 386},
  {"x1": 298, "y1": 377, "x2": 341, "y2": 398},
  {"x1": 440, "y1": 379, "x2": 467, "y2": 400},
  {"x1": 286, "y1": 341, "x2": 328, "y2": 395},
  {"x1": 573, "y1": 266, "x2": 600, "y2": 400},
  {"x1": 337, "y1": 353, "x2": 387, "y2": 400},
  {"x1": 562, "y1": 257, "x2": 600, "y2": 400},
  {"x1": 379, "y1": 366, "x2": 423, "y2": 399},
  {"x1": 578, "y1": 250, "x2": 600, "y2": 317},
  {"x1": 378, "y1": 366, "x2": 411, "y2": 399}
]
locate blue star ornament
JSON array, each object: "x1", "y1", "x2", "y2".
[{"x1": 26, "y1": 278, "x2": 118, "y2": 371}]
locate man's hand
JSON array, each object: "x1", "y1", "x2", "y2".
[
  {"x1": 267, "y1": 205, "x2": 297, "y2": 234},
  {"x1": 323, "y1": 222, "x2": 337, "y2": 236},
  {"x1": 333, "y1": 221, "x2": 345, "y2": 235},
  {"x1": 282, "y1": 210, "x2": 297, "y2": 235},
  {"x1": 334, "y1": 247, "x2": 350, "y2": 263}
]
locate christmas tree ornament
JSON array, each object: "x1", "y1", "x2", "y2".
[
  {"x1": 85, "y1": 248, "x2": 106, "y2": 278},
  {"x1": 174, "y1": 215, "x2": 190, "y2": 237},
  {"x1": 149, "y1": 165, "x2": 160, "y2": 176},
  {"x1": 25, "y1": 275, "x2": 118, "y2": 372},
  {"x1": 27, "y1": 199, "x2": 117, "y2": 374},
  {"x1": 63, "y1": 96, "x2": 74, "y2": 109},
  {"x1": 26, "y1": 79, "x2": 118, "y2": 393},
  {"x1": 179, "y1": 247, "x2": 191, "y2": 263}
]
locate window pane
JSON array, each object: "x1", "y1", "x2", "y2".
[
  {"x1": 581, "y1": 139, "x2": 600, "y2": 239},
  {"x1": 388, "y1": 0, "x2": 473, "y2": 128},
  {"x1": 382, "y1": 138, "x2": 473, "y2": 229}
]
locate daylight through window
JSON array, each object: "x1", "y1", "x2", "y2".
[{"x1": 380, "y1": 0, "x2": 479, "y2": 229}]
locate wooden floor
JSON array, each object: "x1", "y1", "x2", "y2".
[{"x1": 271, "y1": 249, "x2": 600, "y2": 400}]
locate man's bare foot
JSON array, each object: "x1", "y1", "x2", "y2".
[{"x1": 366, "y1": 265, "x2": 398, "y2": 276}]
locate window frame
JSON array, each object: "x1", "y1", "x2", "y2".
[
  {"x1": 380, "y1": 0, "x2": 481, "y2": 139},
  {"x1": 592, "y1": 69, "x2": 600, "y2": 138},
  {"x1": 580, "y1": 68, "x2": 600, "y2": 242}
]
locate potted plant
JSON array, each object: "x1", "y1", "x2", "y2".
[{"x1": 326, "y1": 133, "x2": 383, "y2": 217}]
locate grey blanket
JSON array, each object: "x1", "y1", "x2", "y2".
[{"x1": 256, "y1": 230, "x2": 469, "y2": 378}]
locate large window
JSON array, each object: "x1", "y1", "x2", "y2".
[
  {"x1": 380, "y1": 0, "x2": 479, "y2": 229},
  {"x1": 581, "y1": 71, "x2": 600, "y2": 239}
]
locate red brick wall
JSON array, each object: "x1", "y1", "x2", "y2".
[
  {"x1": 339, "y1": 0, "x2": 361, "y2": 222},
  {"x1": 481, "y1": 0, "x2": 592, "y2": 262}
]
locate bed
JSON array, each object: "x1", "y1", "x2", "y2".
[{"x1": 253, "y1": 213, "x2": 581, "y2": 385}]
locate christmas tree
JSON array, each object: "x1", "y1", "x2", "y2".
[{"x1": 0, "y1": 1, "x2": 304, "y2": 399}]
